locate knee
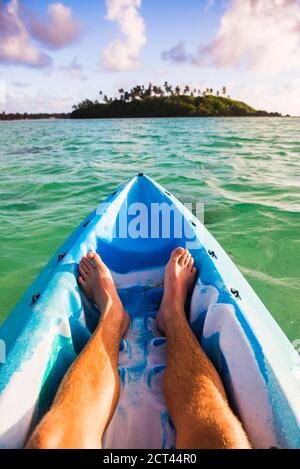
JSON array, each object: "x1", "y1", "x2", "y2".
[
  {"x1": 26, "y1": 426, "x2": 101, "y2": 449},
  {"x1": 26, "y1": 430, "x2": 60, "y2": 449}
]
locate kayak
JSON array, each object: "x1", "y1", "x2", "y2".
[{"x1": 0, "y1": 174, "x2": 299, "y2": 449}]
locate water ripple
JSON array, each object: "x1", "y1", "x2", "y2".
[{"x1": 0, "y1": 117, "x2": 299, "y2": 340}]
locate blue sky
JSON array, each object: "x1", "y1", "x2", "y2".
[{"x1": 0, "y1": 0, "x2": 299, "y2": 115}]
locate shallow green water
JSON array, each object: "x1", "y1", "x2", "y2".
[{"x1": 0, "y1": 117, "x2": 299, "y2": 341}]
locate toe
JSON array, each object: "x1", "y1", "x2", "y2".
[
  {"x1": 79, "y1": 265, "x2": 88, "y2": 278},
  {"x1": 179, "y1": 249, "x2": 189, "y2": 266},
  {"x1": 188, "y1": 256, "x2": 194, "y2": 271},
  {"x1": 87, "y1": 251, "x2": 102, "y2": 267},
  {"x1": 78, "y1": 275, "x2": 85, "y2": 286},
  {"x1": 171, "y1": 247, "x2": 185, "y2": 263},
  {"x1": 81, "y1": 256, "x2": 92, "y2": 271},
  {"x1": 185, "y1": 252, "x2": 192, "y2": 267}
]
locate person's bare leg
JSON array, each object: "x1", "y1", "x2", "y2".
[
  {"x1": 157, "y1": 247, "x2": 251, "y2": 449},
  {"x1": 26, "y1": 252, "x2": 130, "y2": 449}
]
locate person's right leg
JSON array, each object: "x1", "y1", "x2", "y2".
[
  {"x1": 26, "y1": 252, "x2": 130, "y2": 449},
  {"x1": 157, "y1": 248, "x2": 251, "y2": 449}
]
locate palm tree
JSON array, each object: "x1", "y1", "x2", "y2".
[
  {"x1": 132, "y1": 86, "x2": 140, "y2": 100},
  {"x1": 158, "y1": 86, "x2": 164, "y2": 97},
  {"x1": 184, "y1": 85, "x2": 190, "y2": 95},
  {"x1": 146, "y1": 82, "x2": 153, "y2": 97},
  {"x1": 118, "y1": 88, "x2": 125, "y2": 101},
  {"x1": 153, "y1": 85, "x2": 160, "y2": 96},
  {"x1": 175, "y1": 85, "x2": 181, "y2": 96},
  {"x1": 164, "y1": 82, "x2": 173, "y2": 95},
  {"x1": 130, "y1": 87, "x2": 136, "y2": 100},
  {"x1": 222, "y1": 86, "x2": 227, "y2": 96}
]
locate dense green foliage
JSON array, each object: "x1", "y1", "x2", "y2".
[
  {"x1": 0, "y1": 112, "x2": 69, "y2": 121},
  {"x1": 71, "y1": 95, "x2": 281, "y2": 118},
  {"x1": 71, "y1": 83, "x2": 281, "y2": 119},
  {"x1": 0, "y1": 83, "x2": 282, "y2": 120}
]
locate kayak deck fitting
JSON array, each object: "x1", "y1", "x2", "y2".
[{"x1": 0, "y1": 174, "x2": 299, "y2": 448}]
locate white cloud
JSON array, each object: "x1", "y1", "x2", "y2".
[
  {"x1": 0, "y1": 1, "x2": 82, "y2": 68},
  {"x1": 202, "y1": 0, "x2": 300, "y2": 75},
  {"x1": 103, "y1": 0, "x2": 146, "y2": 71},
  {"x1": 162, "y1": 0, "x2": 300, "y2": 76},
  {"x1": 2, "y1": 84, "x2": 76, "y2": 113},
  {"x1": 234, "y1": 80, "x2": 300, "y2": 116},
  {"x1": 29, "y1": 2, "x2": 83, "y2": 49},
  {"x1": 0, "y1": 0, "x2": 51, "y2": 67}
]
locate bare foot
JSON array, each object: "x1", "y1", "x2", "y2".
[
  {"x1": 156, "y1": 247, "x2": 197, "y2": 334},
  {"x1": 78, "y1": 252, "x2": 130, "y2": 336}
]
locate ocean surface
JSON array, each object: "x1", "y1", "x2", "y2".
[{"x1": 0, "y1": 117, "x2": 299, "y2": 341}]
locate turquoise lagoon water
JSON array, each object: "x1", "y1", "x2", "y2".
[{"x1": 0, "y1": 117, "x2": 299, "y2": 341}]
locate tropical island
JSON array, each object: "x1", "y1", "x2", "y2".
[
  {"x1": 0, "y1": 83, "x2": 284, "y2": 120},
  {"x1": 71, "y1": 83, "x2": 282, "y2": 119}
]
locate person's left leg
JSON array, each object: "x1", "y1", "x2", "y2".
[
  {"x1": 157, "y1": 248, "x2": 251, "y2": 449},
  {"x1": 26, "y1": 252, "x2": 130, "y2": 449}
]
